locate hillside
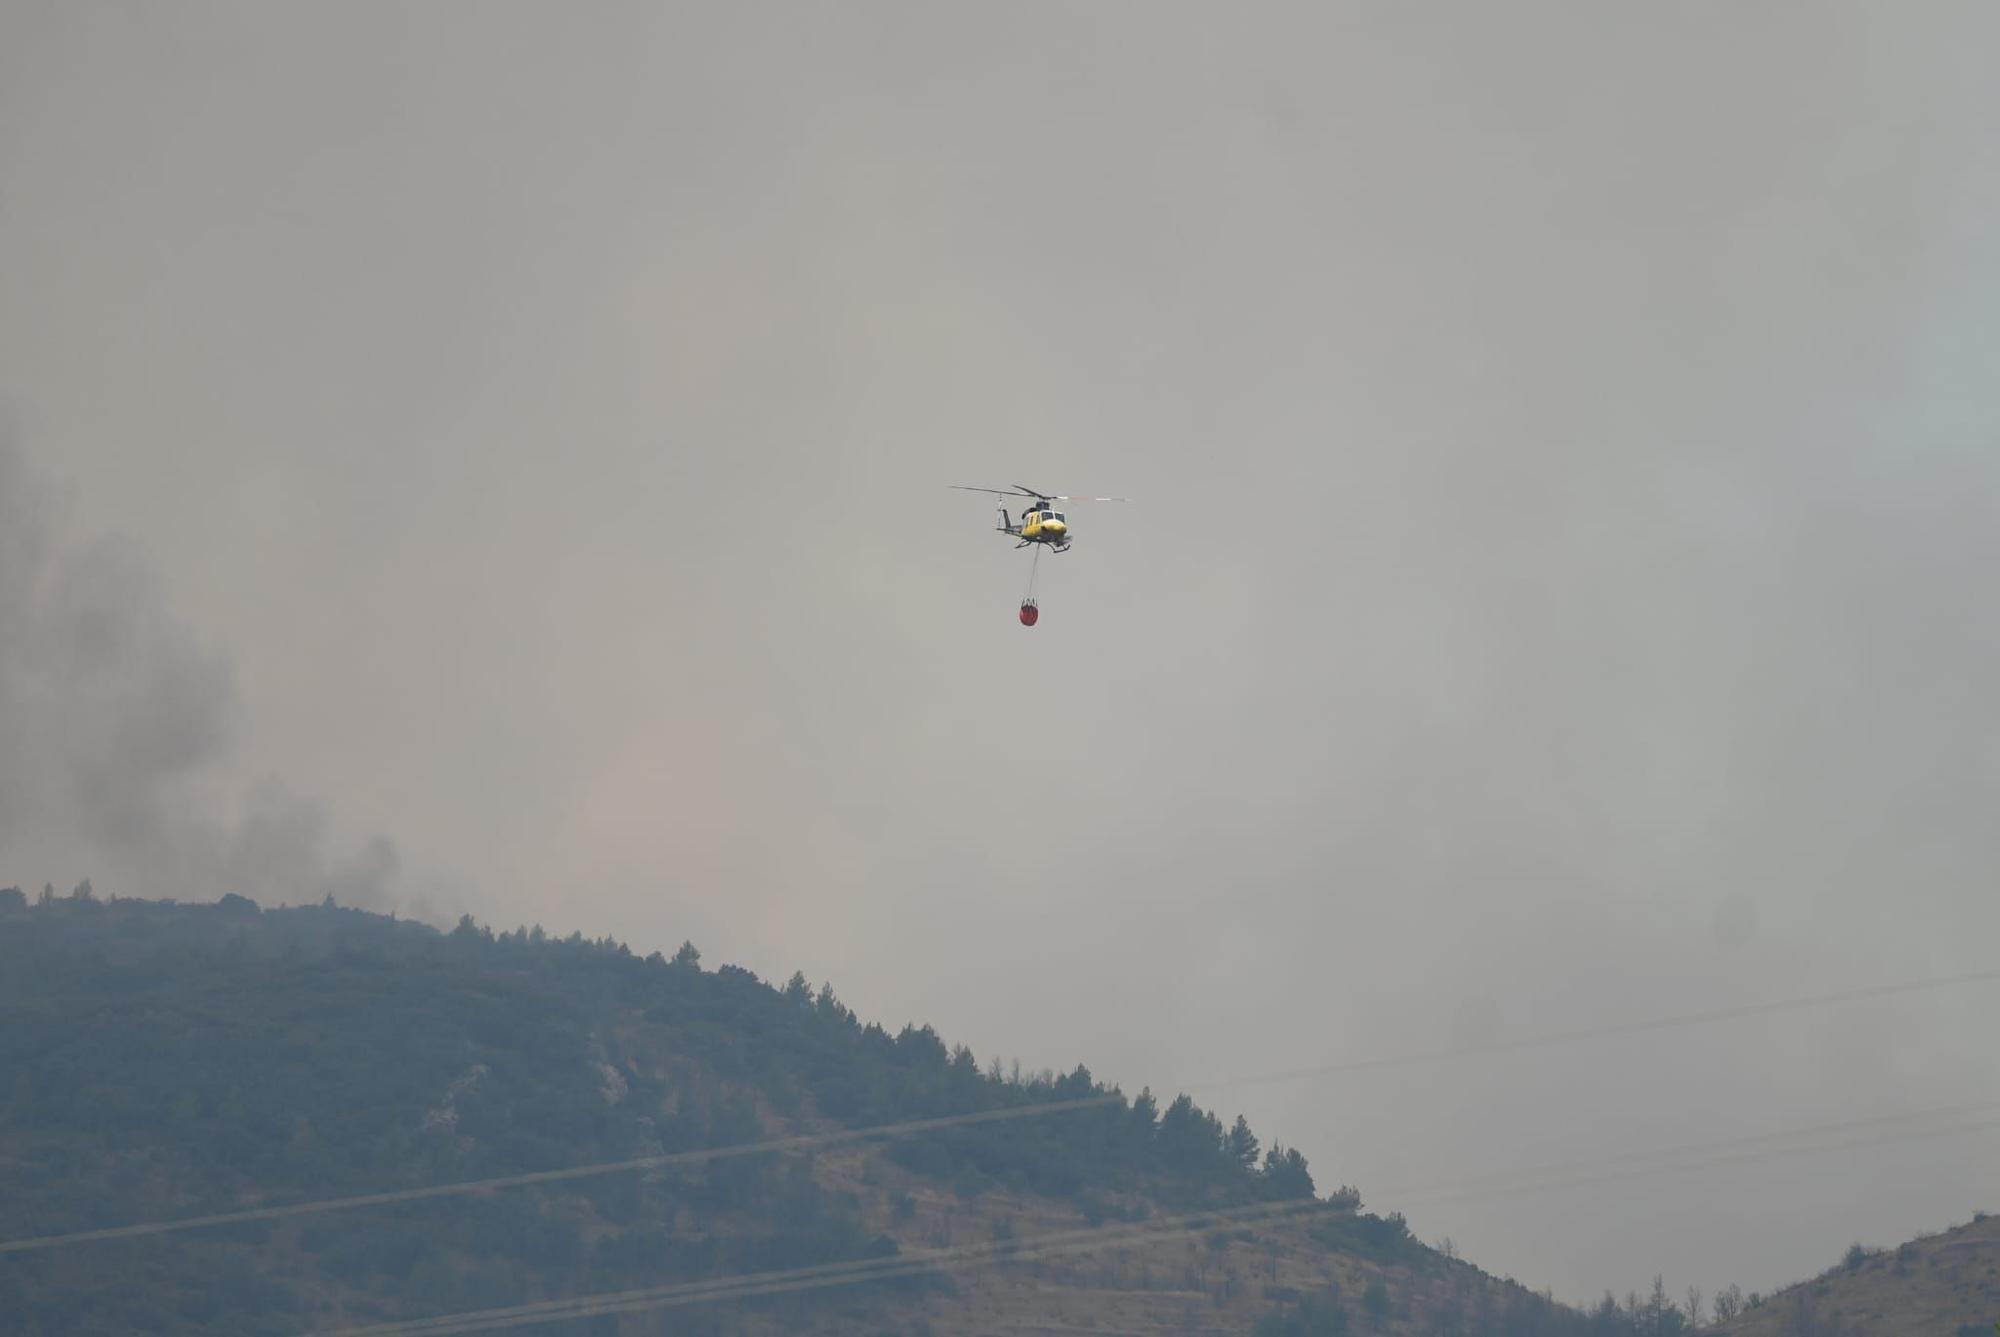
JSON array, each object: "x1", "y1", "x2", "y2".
[
  {"x1": 1707, "y1": 1215, "x2": 2000, "y2": 1337},
  {"x1": 2, "y1": 889, "x2": 1647, "y2": 1335}
]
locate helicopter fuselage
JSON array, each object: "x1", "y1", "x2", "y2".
[{"x1": 1005, "y1": 508, "x2": 1069, "y2": 548}]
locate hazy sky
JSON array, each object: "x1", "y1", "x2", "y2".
[{"x1": 4, "y1": 0, "x2": 1998, "y2": 1306}]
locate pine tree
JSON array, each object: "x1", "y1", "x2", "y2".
[
  {"x1": 1259, "y1": 1144, "x2": 1316, "y2": 1199},
  {"x1": 1228, "y1": 1114, "x2": 1261, "y2": 1171}
]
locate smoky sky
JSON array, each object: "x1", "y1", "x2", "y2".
[
  {"x1": 4, "y1": 0, "x2": 1999, "y2": 1306},
  {"x1": 0, "y1": 429, "x2": 402, "y2": 909}
]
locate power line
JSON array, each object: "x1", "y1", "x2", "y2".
[
  {"x1": 1379, "y1": 1106, "x2": 2000, "y2": 1210},
  {"x1": 313, "y1": 1107, "x2": 2000, "y2": 1336},
  {"x1": 358, "y1": 1117, "x2": 2000, "y2": 1334},
  {"x1": 5, "y1": 966, "x2": 1993, "y2": 1259},
  {"x1": 0, "y1": 1095, "x2": 1117, "y2": 1257},
  {"x1": 1187, "y1": 967, "x2": 2000, "y2": 1094},
  {"x1": 320, "y1": 1196, "x2": 1336, "y2": 1336},
  {"x1": 1354, "y1": 1098, "x2": 2000, "y2": 1204}
]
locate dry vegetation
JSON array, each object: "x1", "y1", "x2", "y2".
[
  {"x1": 14, "y1": 891, "x2": 1947, "y2": 1337},
  {"x1": 790, "y1": 1144, "x2": 1549, "y2": 1336},
  {"x1": 1709, "y1": 1213, "x2": 2000, "y2": 1337}
]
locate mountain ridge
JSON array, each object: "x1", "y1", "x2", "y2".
[
  {"x1": 0, "y1": 888, "x2": 1782, "y2": 1334},
  {"x1": 1704, "y1": 1214, "x2": 1999, "y2": 1337}
]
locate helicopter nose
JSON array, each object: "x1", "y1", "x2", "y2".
[{"x1": 1044, "y1": 519, "x2": 1067, "y2": 535}]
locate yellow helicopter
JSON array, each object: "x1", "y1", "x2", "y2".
[{"x1": 949, "y1": 484, "x2": 1127, "y2": 553}]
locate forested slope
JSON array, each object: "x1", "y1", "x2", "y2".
[{"x1": 0, "y1": 889, "x2": 1664, "y2": 1335}]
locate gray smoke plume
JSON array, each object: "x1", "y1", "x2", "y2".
[{"x1": 0, "y1": 425, "x2": 400, "y2": 908}]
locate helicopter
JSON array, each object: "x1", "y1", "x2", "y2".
[
  {"x1": 951, "y1": 484, "x2": 1127, "y2": 625},
  {"x1": 949, "y1": 484, "x2": 1127, "y2": 553}
]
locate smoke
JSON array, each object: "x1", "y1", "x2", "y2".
[
  {"x1": 3, "y1": 1, "x2": 1998, "y2": 1302},
  {"x1": 0, "y1": 424, "x2": 401, "y2": 909}
]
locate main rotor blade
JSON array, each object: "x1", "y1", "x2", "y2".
[{"x1": 952, "y1": 485, "x2": 1128, "y2": 502}]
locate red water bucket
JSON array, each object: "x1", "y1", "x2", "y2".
[{"x1": 1019, "y1": 600, "x2": 1039, "y2": 626}]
